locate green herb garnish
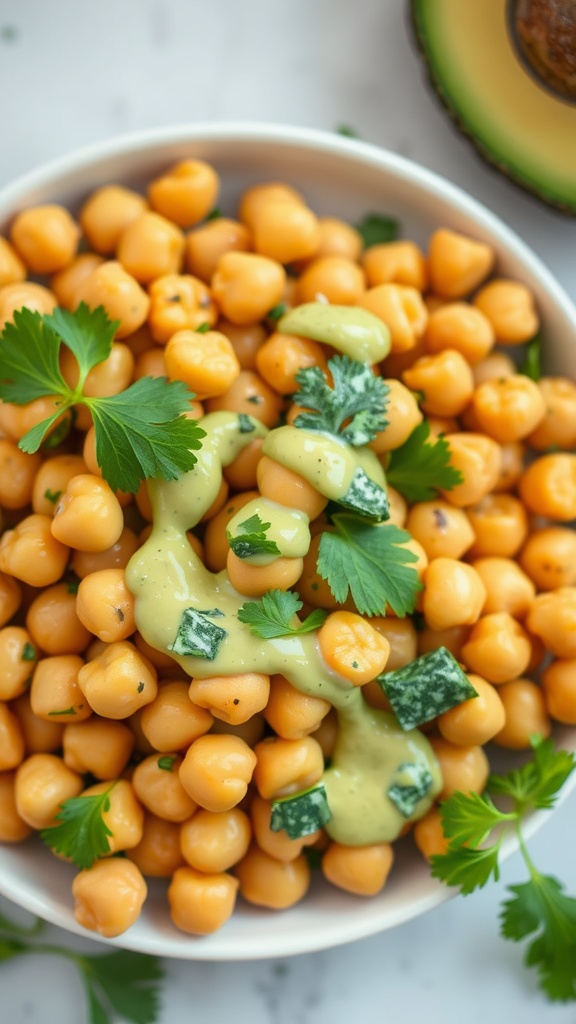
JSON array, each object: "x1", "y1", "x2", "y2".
[
  {"x1": 0, "y1": 304, "x2": 206, "y2": 492},
  {"x1": 227, "y1": 513, "x2": 281, "y2": 560},
  {"x1": 519, "y1": 334, "x2": 542, "y2": 381},
  {"x1": 47, "y1": 705, "x2": 83, "y2": 716},
  {"x1": 157, "y1": 755, "x2": 177, "y2": 772},
  {"x1": 195, "y1": 321, "x2": 211, "y2": 333},
  {"x1": 316, "y1": 512, "x2": 421, "y2": 617},
  {"x1": 43, "y1": 487, "x2": 62, "y2": 504},
  {"x1": 0, "y1": 910, "x2": 164, "y2": 1024},
  {"x1": 271, "y1": 782, "x2": 332, "y2": 839},
  {"x1": 20, "y1": 642, "x2": 37, "y2": 661},
  {"x1": 40, "y1": 782, "x2": 117, "y2": 869},
  {"x1": 338, "y1": 465, "x2": 390, "y2": 521},
  {"x1": 378, "y1": 647, "x2": 477, "y2": 731},
  {"x1": 386, "y1": 420, "x2": 462, "y2": 503},
  {"x1": 431, "y1": 736, "x2": 576, "y2": 1001},
  {"x1": 267, "y1": 302, "x2": 288, "y2": 322},
  {"x1": 356, "y1": 212, "x2": 399, "y2": 248},
  {"x1": 335, "y1": 124, "x2": 360, "y2": 138},
  {"x1": 293, "y1": 355, "x2": 389, "y2": 447},
  {"x1": 238, "y1": 589, "x2": 327, "y2": 639},
  {"x1": 169, "y1": 607, "x2": 227, "y2": 659}
]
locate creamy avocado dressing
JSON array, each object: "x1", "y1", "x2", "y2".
[
  {"x1": 126, "y1": 306, "x2": 440, "y2": 845},
  {"x1": 227, "y1": 497, "x2": 310, "y2": 565}
]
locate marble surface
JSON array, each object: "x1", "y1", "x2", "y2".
[{"x1": 0, "y1": 1, "x2": 575, "y2": 1021}]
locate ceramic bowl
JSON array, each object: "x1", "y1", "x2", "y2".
[{"x1": 0, "y1": 123, "x2": 575, "y2": 959}]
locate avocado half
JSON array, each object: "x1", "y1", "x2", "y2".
[{"x1": 410, "y1": 0, "x2": 576, "y2": 214}]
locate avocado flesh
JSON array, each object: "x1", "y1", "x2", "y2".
[{"x1": 411, "y1": 0, "x2": 576, "y2": 213}]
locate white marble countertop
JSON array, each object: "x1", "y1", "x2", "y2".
[{"x1": 0, "y1": 2, "x2": 575, "y2": 1022}]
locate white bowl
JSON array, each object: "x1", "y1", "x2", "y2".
[{"x1": 0, "y1": 122, "x2": 575, "y2": 960}]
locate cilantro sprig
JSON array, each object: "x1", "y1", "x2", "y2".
[
  {"x1": 0, "y1": 909, "x2": 164, "y2": 1024},
  {"x1": 0, "y1": 305, "x2": 205, "y2": 492},
  {"x1": 238, "y1": 589, "x2": 327, "y2": 639},
  {"x1": 317, "y1": 512, "x2": 422, "y2": 616},
  {"x1": 40, "y1": 782, "x2": 116, "y2": 869},
  {"x1": 431, "y1": 736, "x2": 576, "y2": 1001},
  {"x1": 227, "y1": 513, "x2": 281, "y2": 559},
  {"x1": 293, "y1": 355, "x2": 389, "y2": 447},
  {"x1": 386, "y1": 420, "x2": 462, "y2": 503}
]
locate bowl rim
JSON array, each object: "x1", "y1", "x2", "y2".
[{"x1": 0, "y1": 120, "x2": 575, "y2": 960}]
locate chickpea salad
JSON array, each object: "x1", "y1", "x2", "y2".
[{"x1": 0, "y1": 157, "x2": 575, "y2": 997}]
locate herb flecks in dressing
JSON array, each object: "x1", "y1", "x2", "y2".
[{"x1": 127, "y1": 414, "x2": 441, "y2": 845}]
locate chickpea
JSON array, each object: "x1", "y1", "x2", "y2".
[
  {"x1": 263, "y1": 674, "x2": 331, "y2": 739},
  {"x1": 470, "y1": 556, "x2": 535, "y2": 618},
  {"x1": 526, "y1": 587, "x2": 576, "y2": 658},
  {"x1": 466, "y1": 493, "x2": 529, "y2": 559},
  {"x1": 461, "y1": 612, "x2": 532, "y2": 683},
  {"x1": 255, "y1": 332, "x2": 329, "y2": 395},
  {"x1": 227, "y1": 549, "x2": 303, "y2": 597},
  {"x1": 77, "y1": 640, "x2": 157, "y2": 719},
  {"x1": 71, "y1": 526, "x2": 139, "y2": 580},
  {"x1": 471, "y1": 350, "x2": 517, "y2": 386},
  {"x1": 439, "y1": 433, "x2": 502, "y2": 507},
  {"x1": 438, "y1": 673, "x2": 505, "y2": 746},
  {"x1": 216, "y1": 319, "x2": 266, "y2": 371},
  {"x1": 179, "y1": 734, "x2": 257, "y2": 812},
  {"x1": 359, "y1": 283, "x2": 427, "y2": 353},
  {"x1": 0, "y1": 702, "x2": 25, "y2": 771},
  {"x1": 527, "y1": 377, "x2": 576, "y2": 450},
  {"x1": 369, "y1": 379, "x2": 423, "y2": 453},
  {"x1": 31, "y1": 454, "x2": 88, "y2": 517},
  {"x1": 518, "y1": 453, "x2": 576, "y2": 521},
  {"x1": 212, "y1": 251, "x2": 286, "y2": 325},
  {"x1": 164, "y1": 328, "x2": 240, "y2": 399},
  {"x1": 311, "y1": 217, "x2": 363, "y2": 262},
  {"x1": 0, "y1": 513, "x2": 69, "y2": 587},
  {"x1": 519, "y1": 527, "x2": 576, "y2": 591},
  {"x1": 82, "y1": 779, "x2": 144, "y2": 853},
  {"x1": 0, "y1": 574, "x2": 22, "y2": 631},
  {"x1": 417, "y1": 624, "x2": 471, "y2": 662},
  {"x1": 493, "y1": 440, "x2": 526, "y2": 494},
  {"x1": 0, "y1": 626, "x2": 38, "y2": 701},
  {"x1": 139, "y1": 679, "x2": 213, "y2": 751},
  {"x1": 253, "y1": 735, "x2": 324, "y2": 800},
  {"x1": 168, "y1": 865, "x2": 239, "y2": 935},
  {"x1": 79, "y1": 185, "x2": 148, "y2": 254},
  {"x1": 116, "y1": 210, "x2": 185, "y2": 283},
  {"x1": 63, "y1": 716, "x2": 135, "y2": 779},
  {"x1": 422, "y1": 558, "x2": 486, "y2": 631},
  {"x1": 188, "y1": 672, "x2": 270, "y2": 726},
  {"x1": 493, "y1": 678, "x2": 551, "y2": 749},
  {"x1": 30, "y1": 654, "x2": 92, "y2": 724},
  {"x1": 0, "y1": 281, "x2": 56, "y2": 330},
  {"x1": 126, "y1": 812, "x2": 185, "y2": 877},
  {"x1": 50, "y1": 252, "x2": 104, "y2": 309},
  {"x1": 75, "y1": 260, "x2": 150, "y2": 338},
  {"x1": 402, "y1": 349, "x2": 474, "y2": 418},
  {"x1": 424, "y1": 302, "x2": 495, "y2": 364},
  {"x1": 147, "y1": 273, "x2": 217, "y2": 344},
  {"x1": 10, "y1": 693, "x2": 64, "y2": 755},
  {"x1": 0, "y1": 440, "x2": 41, "y2": 510},
  {"x1": 185, "y1": 218, "x2": 252, "y2": 283},
  {"x1": 413, "y1": 806, "x2": 449, "y2": 861},
  {"x1": 10, "y1": 204, "x2": 80, "y2": 274},
  {"x1": 362, "y1": 240, "x2": 427, "y2": 291},
  {"x1": 0, "y1": 236, "x2": 26, "y2": 287},
  {"x1": 295, "y1": 255, "x2": 365, "y2": 306},
  {"x1": 180, "y1": 807, "x2": 252, "y2": 873},
  {"x1": 429, "y1": 736, "x2": 490, "y2": 799},
  {"x1": 473, "y1": 278, "x2": 539, "y2": 344},
  {"x1": 15, "y1": 752, "x2": 83, "y2": 829},
  {"x1": 251, "y1": 198, "x2": 321, "y2": 263},
  {"x1": 133, "y1": 753, "x2": 197, "y2": 822},
  {"x1": 257, "y1": 455, "x2": 327, "y2": 518},
  {"x1": 471, "y1": 374, "x2": 545, "y2": 443},
  {"x1": 405, "y1": 501, "x2": 475, "y2": 561},
  {"x1": 239, "y1": 182, "x2": 304, "y2": 228},
  {"x1": 370, "y1": 617, "x2": 418, "y2": 671},
  {"x1": 72, "y1": 858, "x2": 147, "y2": 938},
  {"x1": 541, "y1": 658, "x2": 576, "y2": 724},
  {"x1": 234, "y1": 844, "x2": 310, "y2": 910},
  {"x1": 26, "y1": 582, "x2": 91, "y2": 655},
  {"x1": 76, "y1": 568, "x2": 136, "y2": 643},
  {"x1": 148, "y1": 159, "x2": 219, "y2": 226},
  {"x1": 427, "y1": 229, "x2": 494, "y2": 299},
  {"x1": 0, "y1": 770, "x2": 32, "y2": 843},
  {"x1": 322, "y1": 841, "x2": 394, "y2": 896}
]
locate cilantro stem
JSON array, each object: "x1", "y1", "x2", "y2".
[{"x1": 515, "y1": 819, "x2": 539, "y2": 882}]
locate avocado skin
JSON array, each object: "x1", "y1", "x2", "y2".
[{"x1": 409, "y1": 0, "x2": 576, "y2": 216}]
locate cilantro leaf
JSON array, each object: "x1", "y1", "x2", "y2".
[
  {"x1": 80, "y1": 949, "x2": 165, "y2": 1024},
  {"x1": 500, "y1": 876, "x2": 576, "y2": 1001},
  {"x1": 430, "y1": 841, "x2": 502, "y2": 895},
  {"x1": 519, "y1": 334, "x2": 542, "y2": 382},
  {"x1": 0, "y1": 308, "x2": 69, "y2": 404},
  {"x1": 488, "y1": 735, "x2": 576, "y2": 812},
  {"x1": 437, "y1": 790, "x2": 515, "y2": 849},
  {"x1": 316, "y1": 512, "x2": 421, "y2": 616},
  {"x1": 293, "y1": 355, "x2": 389, "y2": 447},
  {"x1": 0, "y1": 305, "x2": 206, "y2": 492},
  {"x1": 40, "y1": 783, "x2": 115, "y2": 869},
  {"x1": 238, "y1": 589, "x2": 327, "y2": 639},
  {"x1": 227, "y1": 513, "x2": 281, "y2": 559},
  {"x1": 356, "y1": 213, "x2": 399, "y2": 248},
  {"x1": 47, "y1": 304, "x2": 118, "y2": 383},
  {"x1": 88, "y1": 377, "x2": 205, "y2": 493},
  {"x1": 386, "y1": 420, "x2": 462, "y2": 503}
]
